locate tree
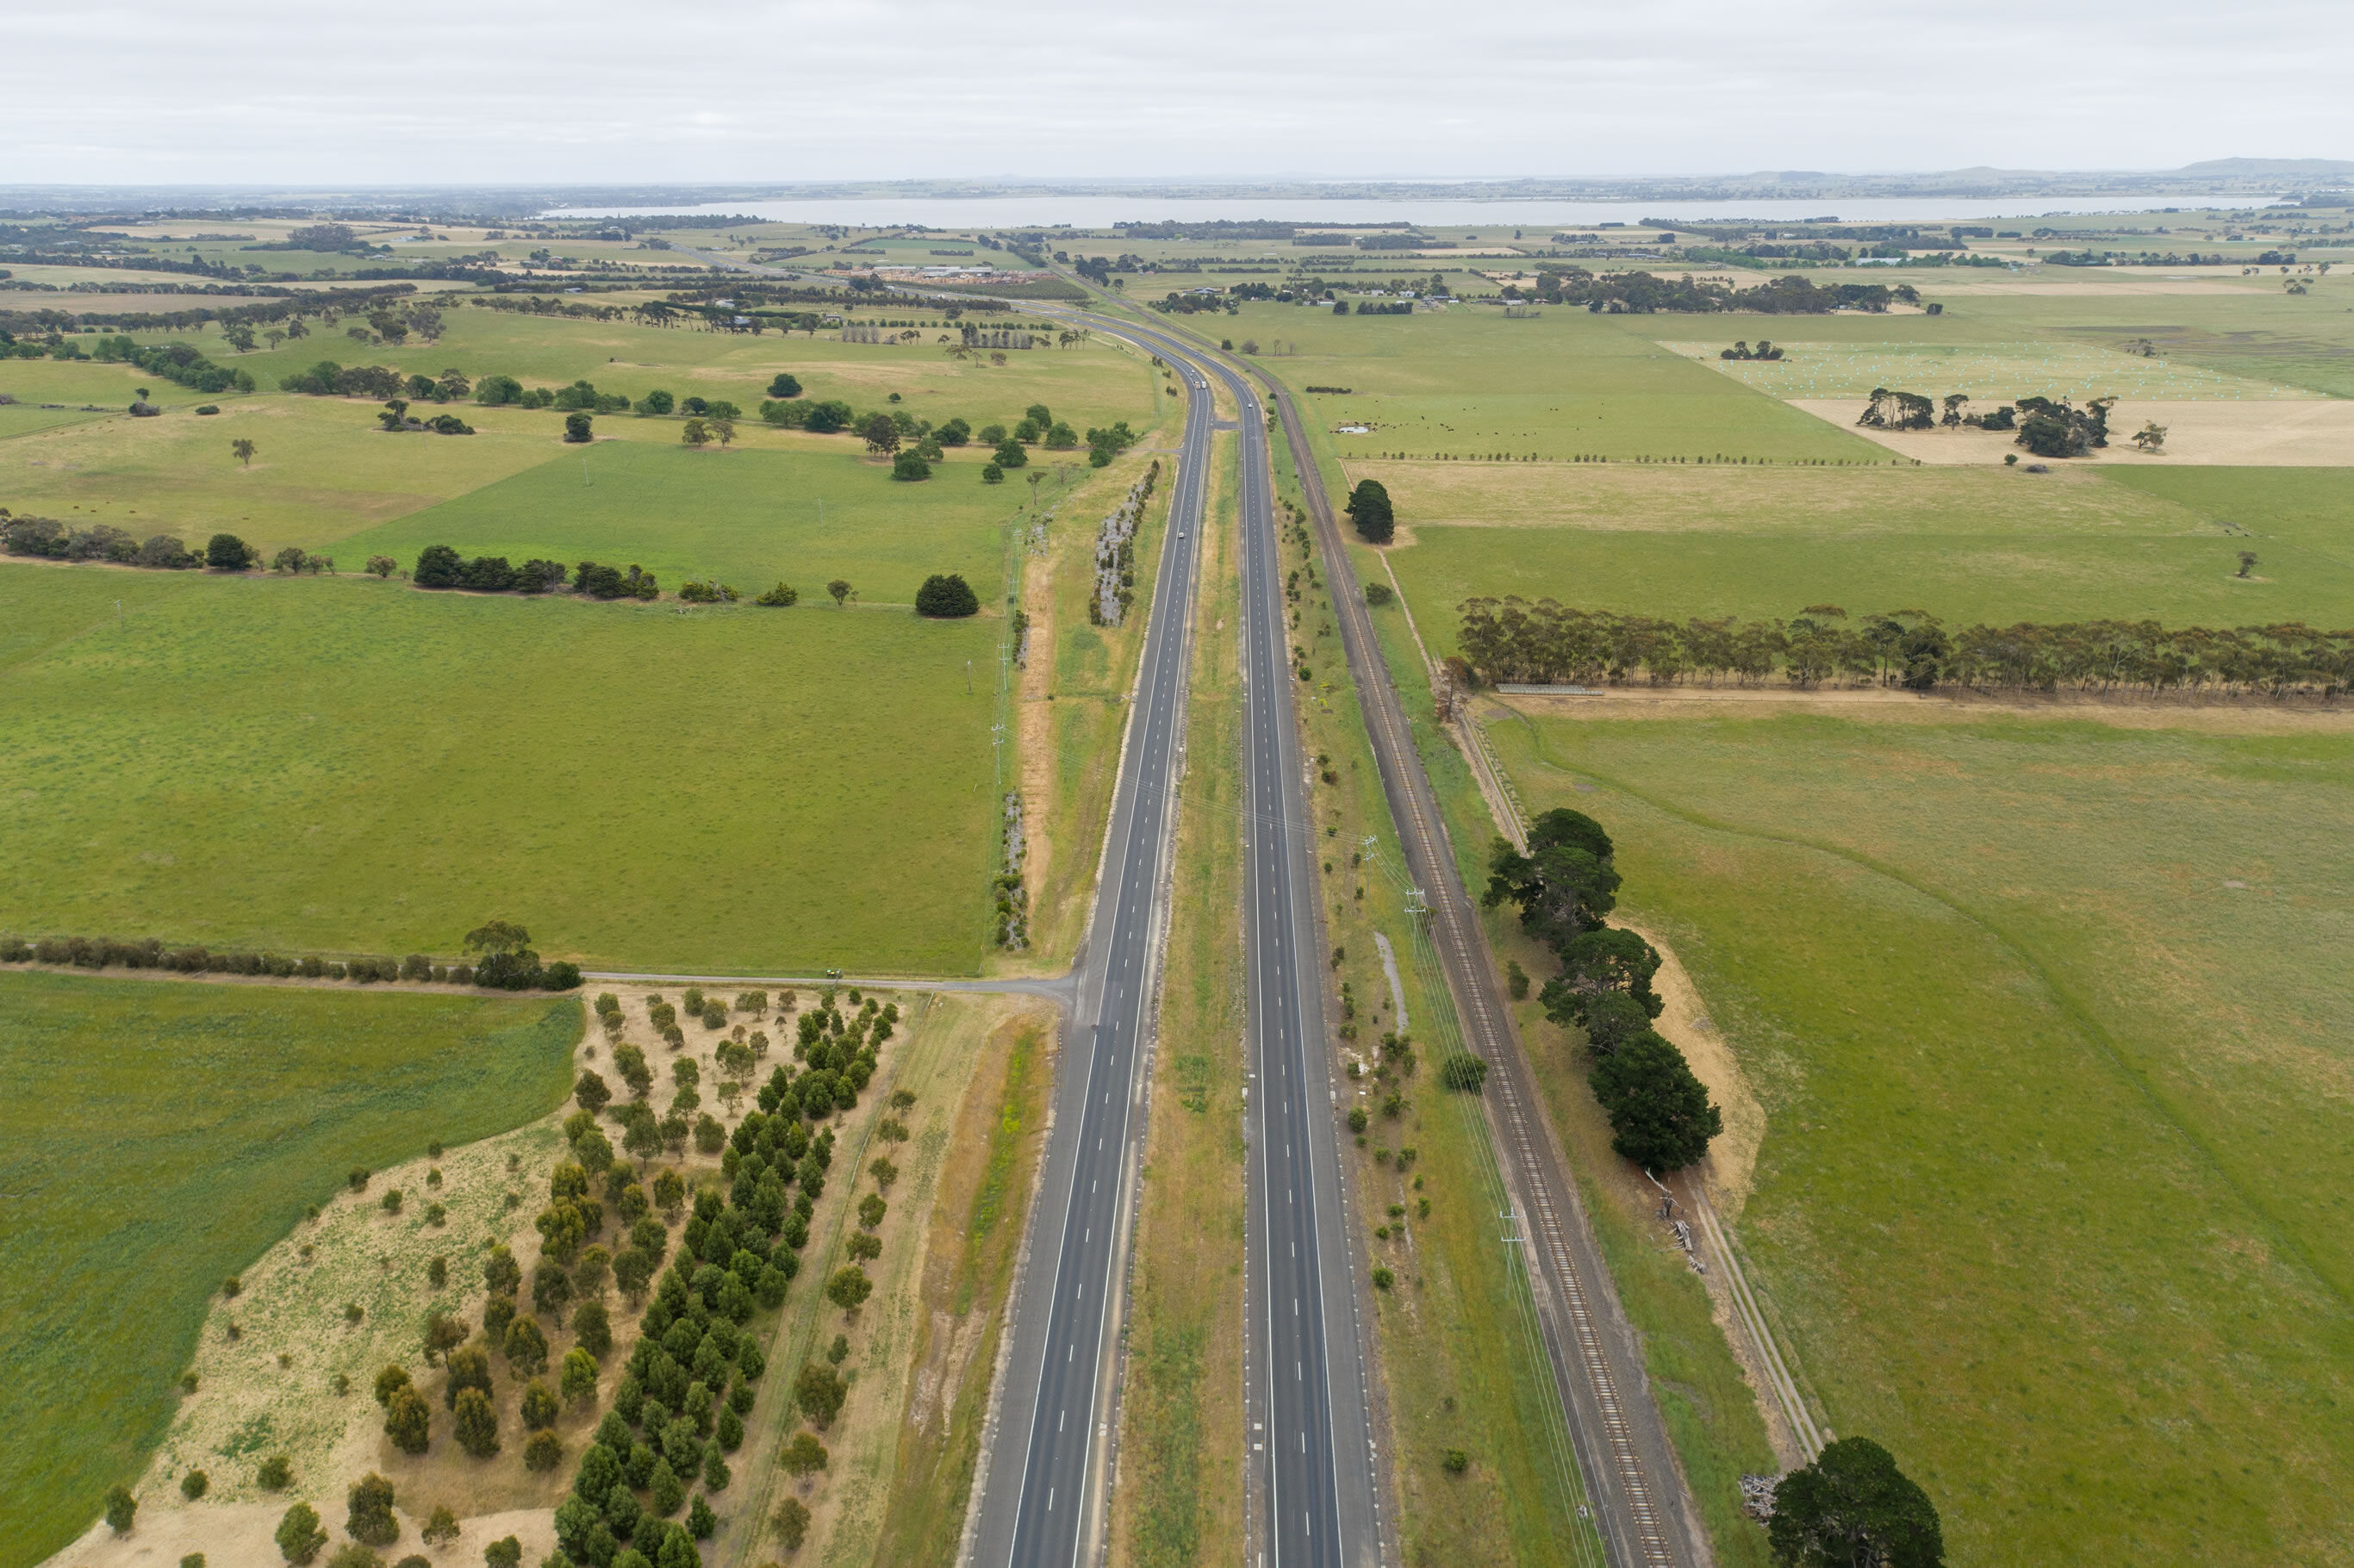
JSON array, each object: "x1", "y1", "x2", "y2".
[
  {"x1": 859, "y1": 412, "x2": 900, "y2": 455},
  {"x1": 386, "y1": 1385, "x2": 432, "y2": 1453},
  {"x1": 1484, "y1": 836, "x2": 1621, "y2": 955},
  {"x1": 520, "y1": 1378, "x2": 560, "y2": 1430},
  {"x1": 346, "y1": 1472, "x2": 400, "y2": 1547},
  {"x1": 981, "y1": 463, "x2": 1005, "y2": 484},
  {"x1": 483, "y1": 1243, "x2": 522, "y2": 1297},
  {"x1": 649, "y1": 1457, "x2": 686, "y2": 1516},
  {"x1": 1541, "y1": 927, "x2": 1664, "y2": 1024},
  {"x1": 105, "y1": 1484, "x2": 137, "y2": 1534},
  {"x1": 712, "y1": 416, "x2": 736, "y2": 447},
  {"x1": 914, "y1": 573, "x2": 980, "y2": 617},
  {"x1": 794, "y1": 1360, "x2": 847, "y2": 1428},
  {"x1": 504, "y1": 1314, "x2": 551, "y2": 1377},
  {"x1": 277, "y1": 1503, "x2": 328, "y2": 1565},
  {"x1": 182, "y1": 1469, "x2": 209, "y2": 1500},
  {"x1": 524, "y1": 1429, "x2": 564, "y2": 1472},
  {"x1": 827, "y1": 578, "x2": 853, "y2": 608},
  {"x1": 1589, "y1": 1032, "x2": 1722, "y2": 1172},
  {"x1": 825, "y1": 1265, "x2": 872, "y2": 1310},
  {"x1": 562, "y1": 1346, "x2": 601, "y2": 1403},
  {"x1": 445, "y1": 1343, "x2": 494, "y2": 1409},
  {"x1": 992, "y1": 437, "x2": 1028, "y2": 469},
  {"x1": 781, "y1": 1431, "x2": 829, "y2": 1474},
  {"x1": 231, "y1": 439, "x2": 258, "y2": 468},
  {"x1": 364, "y1": 554, "x2": 397, "y2": 578},
  {"x1": 1769, "y1": 1436, "x2": 1944, "y2": 1568},
  {"x1": 206, "y1": 532, "x2": 255, "y2": 571},
  {"x1": 768, "y1": 372, "x2": 802, "y2": 398},
  {"x1": 374, "y1": 1363, "x2": 414, "y2": 1407},
  {"x1": 892, "y1": 450, "x2": 931, "y2": 481},
  {"x1": 1344, "y1": 479, "x2": 1394, "y2": 544},
  {"x1": 564, "y1": 412, "x2": 595, "y2": 443},
  {"x1": 1577, "y1": 989, "x2": 1653, "y2": 1056},
  {"x1": 484, "y1": 1538, "x2": 522, "y2": 1568},
  {"x1": 452, "y1": 1386, "x2": 501, "y2": 1457},
  {"x1": 576, "y1": 1069, "x2": 613, "y2": 1114},
  {"x1": 2238, "y1": 551, "x2": 2258, "y2": 578},
  {"x1": 681, "y1": 417, "x2": 710, "y2": 447},
  {"x1": 574, "y1": 1296, "x2": 613, "y2": 1357},
  {"x1": 774, "y1": 1497, "x2": 811, "y2": 1552},
  {"x1": 412, "y1": 544, "x2": 463, "y2": 588},
  {"x1": 464, "y1": 919, "x2": 532, "y2": 956}
]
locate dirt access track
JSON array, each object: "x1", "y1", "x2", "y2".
[{"x1": 1793, "y1": 396, "x2": 2354, "y2": 465}]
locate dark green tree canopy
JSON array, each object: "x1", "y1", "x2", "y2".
[
  {"x1": 1529, "y1": 806, "x2": 1613, "y2": 862},
  {"x1": 1483, "y1": 836, "x2": 1622, "y2": 953},
  {"x1": 914, "y1": 574, "x2": 981, "y2": 618},
  {"x1": 1589, "y1": 1030, "x2": 1722, "y2": 1172},
  {"x1": 1769, "y1": 1436, "x2": 1945, "y2": 1568},
  {"x1": 1344, "y1": 479, "x2": 1394, "y2": 543},
  {"x1": 1541, "y1": 926, "x2": 1666, "y2": 1026},
  {"x1": 205, "y1": 532, "x2": 255, "y2": 571},
  {"x1": 766, "y1": 373, "x2": 802, "y2": 399}
]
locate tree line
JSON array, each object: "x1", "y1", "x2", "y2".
[
  {"x1": 1479, "y1": 807, "x2": 1723, "y2": 1173},
  {"x1": 0, "y1": 918, "x2": 579, "y2": 990},
  {"x1": 1512, "y1": 270, "x2": 1916, "y2": 314},
  {"x1": 1456, "y1": 597, "x2": 2354, "y2": 697}
]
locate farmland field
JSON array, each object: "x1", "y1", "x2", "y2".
[
  {"x1": 0, "y1": 563, "x2": 1000, "y2": 973},
  {"x1": 0, "y1": 971, "x2": 577, "y2": 1568},
  {"x1": 1367, "y1": 462, "x2": 2354, "y2": 638},
  {"x1": 1479, "y1": 704, "x2": 2354, "y2": 1565}
]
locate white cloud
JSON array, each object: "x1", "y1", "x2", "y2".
[{"x1": 3, "y1": 0, "x2": 2347, "y2": 183}]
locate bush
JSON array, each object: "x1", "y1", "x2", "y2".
[
  {"x1": 258, "y1": 1454, "x2": 293, "y2": 1490},
  {"x1": 914, "y1": 573, "x2": 981, "y2": 618},
  {"x1": 564, "y1": 412, "x2": 593, "y2": 443},
  {"x1": 276, "y1": 1502, "x2": 327, "y2": 1564},
  {"x1": 105, "y1": 1483, "x2": 137, "y2": 1534},
  {"x1": 1371, "y1": 1266, "x2": 1395, "y2": 1291},
  {"x1": 206, "y1": 532, "x2": 257, "y2": 570},
  {"x1": 524, "y1": 1429, "x2": 564, "y2": 1472},
  {"x1": 1347, "y1": 1106, "x2": 1368, "y2": 1134},
  {"x1": 346, "y1": 1472, "x2": 399, "y2": 1546},
  {"x1": 755, "y1": 581, "x2": 800, "y2": 607},
  {"x1": 891, "y1": 450, "x2": 931, "y2": 482},
  {"x1": 1363, "y1": 581, "x2": 1395, "y2": 607},
  {"x1": 1442, "y1": 1447, "x2": 1469, "y2": 1473},
  {"x1": 981, "y1": 463, "x2": 1004, "y2": 484},
  {"x1": 1439, "y1": 1054, "x2": 1490, "y2": 1092},
  {"x1": 181, "y1": 1468, "x2": 209, "y2": 1500},
  {"x1": 521, "y1": 1378, "x2": 560, "y2": 1430},
  {"x1": 453, "y1": 1386, "x2": 501, "y2": 1457},
  {"x1": 825, "y1": 1265, "x2": 873, "y2": 1310},
  {"x1": 386, "y1": 1386, "x2": 432, "y2": 1453}
]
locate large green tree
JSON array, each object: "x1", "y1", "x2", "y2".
[
  {"x1": 914, "y1": 574, "x2": 981, "y2": 618},
  {"x1": 1589, "y1": 1031, "x2": 1721, "y2": 1172},
  {"x1": 1344, "y1": 479, "x2": 1393, "y2": 543},
  {"x1": 1769, "y1": 1437, "x2": 1945, "y2": 1567}
]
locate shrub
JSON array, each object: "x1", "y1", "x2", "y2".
[
  {"x1": 504, "y1": 1314, "x2": 551, "y2": 1378},
  {"x1": 181, "y1": 1468, "x2": 209, "y2": 1500},
  {"x1": 1440, "y1": 1054, "x2": 1490, "y2": 1092},
  {"x1": 258, "y1": 1454, "x2": 293, "y2": 1490},
  {"x1": 1442, "y1": 1447, "x2": 1469, "y2": 1474},
  {"x1": 206, "y1": 532, "x2": 257, "y2": 570},
  {"x1": 524, "y1": 1429, "x2": 564, "y2": 1472},
  {"x1": 891, "y1": 450, "x2": 931, "y2": 482},
  {"x1": 105, "y1": 1484, "x2": 137, "y2": 1534},
  {"x1": 445, "y1": 1343, "x2": 494, "y2": 1408},
  {"x1": 276, "y1": 1502, "x2": 327, "y2": 1564},
  {"x1": 324, "y1": 1546, "x2": 382, "y2": 1568},
  {"x1": 914, "y1": 573, "x2": 980, "y2": 618},
  {"x1": 981, "y1": 463, "x2": 1004, "y2": 484},
  {"x1": 1363, "y1": 581, "x2": 1395, "y2": 607},
  {"x1": 564, "y1": 412, "x2": 593, "y2": 443},
  {"x1": 1347, "y1": 1106, "x2": 1368, "y2": 1134},
  {"x1": 453, "y1": 1386, "x2": 501, "y2": 1457},
  {"x1": 755, "y1": 581, "x2": 800, "y2": 607},
  {"x1": 346, "y1": 1472, "x2": 400, "y2": 1546},
  {"x1": 521, "y1": 1378, "x2": 560, "y2": 1430},
  {"x1": 386, "y1": 1386, "x2": 432, "y2": 1453},
  {"x1": 774, "y1": 1497, "x2": 811, "y2": 1552},
  {"x1": 1371, "y1": 1266, "x2": 1395, "y2": 1291}
]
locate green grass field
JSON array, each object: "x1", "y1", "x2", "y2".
[
  {"x1": 333, "y1": 437, "x2": 1020, "y2": 603},
  {"x1": 0, "y1": 972, "x2": 576, "y2": 1568},
  {"x1": 1236, "y1": 303, "x2": 1890, "y2": 463},
  {"x1": 1374, "y1": 461, "x2": 2354, "y2": 639},
  {"x1": 0, "y1": 563, "x2": 1000, "y2": 973},
  {"x1": 1485, "y1": 707, "x2": 2354, "y2": 1564}
]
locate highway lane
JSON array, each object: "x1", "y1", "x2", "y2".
[{"x1": 967, "y1": 342, "x2": 1213, "y2": 1568}]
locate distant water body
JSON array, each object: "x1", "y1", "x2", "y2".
[{"x1": 545, "y1": 195, "x2": 2256, "y2": 229}]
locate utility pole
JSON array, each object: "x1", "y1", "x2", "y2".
[{"x1": 966, "y1": 659, "x2": 974, "y2": 695}]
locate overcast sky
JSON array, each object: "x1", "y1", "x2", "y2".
[{"x1": 9, "y1": 0, "x2": 2350, "y2": 185}]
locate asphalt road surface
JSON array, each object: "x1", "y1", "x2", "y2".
[{"x1": 967, "y1": 339, "x2": 1211, "y2": 1568}]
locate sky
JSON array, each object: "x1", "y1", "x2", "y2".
[{"x1": 7, "y1": 0, "x2": 2351, "y2": 185}]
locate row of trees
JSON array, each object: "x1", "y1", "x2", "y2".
[
  {"x1": 0, "y1": 926, "x2": 579, "y2": 989},
  {"x1": 547, "y1": 988, "x2": 906, "y2": 1563},
  {"x1": 1456, "y1": 597, "x2": 2354, "y2": 697},
  {"x1": 91, "y1": 334, "x2": 258, "y2": 394},
  {"x1": 1518, "y1": 270, "x2": 1915, "y2": 314},
  {"x1": 1479, "y1": 808, "x2": 1722, "y2": 1171}
]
